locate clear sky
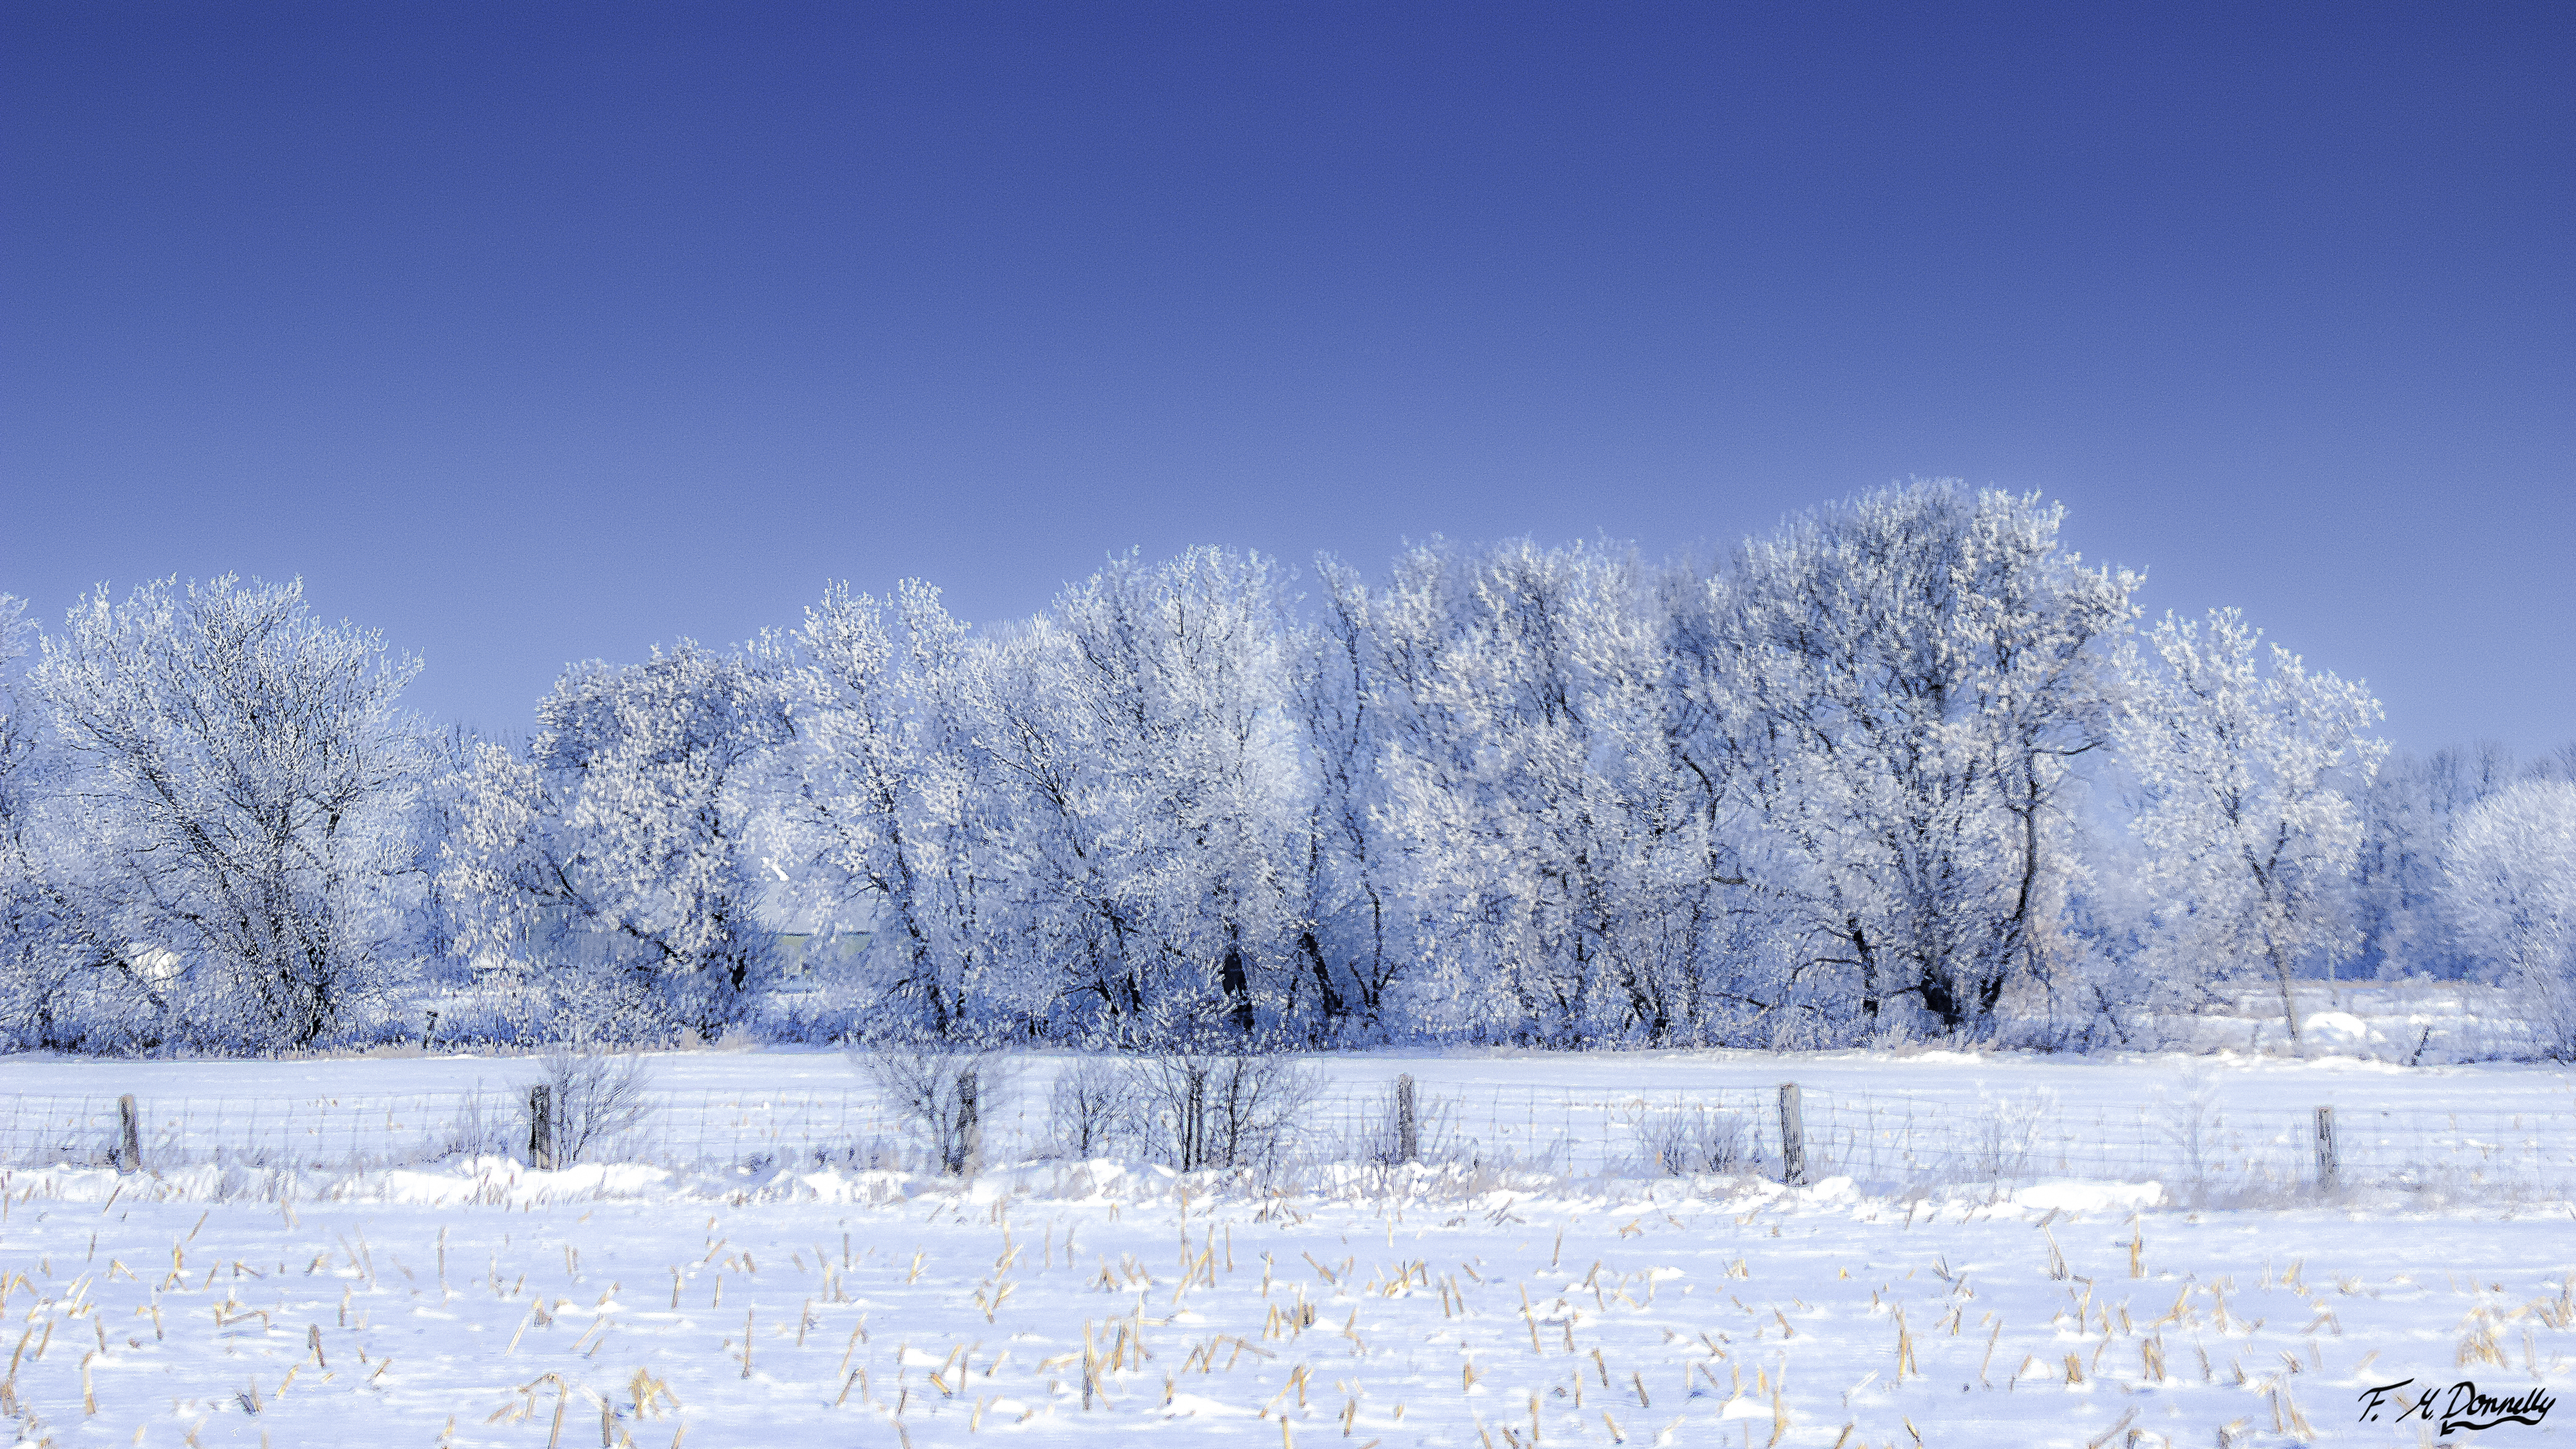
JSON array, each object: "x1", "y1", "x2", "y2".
[{"x1": 4, "y1": 3, "x2": 2570, "y2": 752}]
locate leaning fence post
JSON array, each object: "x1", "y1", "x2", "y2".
[
  {"x1": 116, "y1": 1095, "x2": 143, "y2": 1174},
  {"x1": 2313, "y1": 1106, "x2": 2337, "y2": 1194},
  {"x1": 528, "y1": 1085, "x2": 555, "y2": 1170},
  {"x1": 1778, "y1": 1082, "x2": 1806, "y2": 1187}
]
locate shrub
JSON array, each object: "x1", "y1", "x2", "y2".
[
  {"x1": 524, "y1": 1050, "x2": 657, "y2": 1166},
  {"x1": 860, "y1": 1047, "x2": 1006, "y2": 1175},
  {"x1": 1045, "y1": 1058, "x2": 1139, "y2": 1159},
  {"x1": 1635, "y1": 1103, "x2": 1753, "y2": 1176},
  {"x1": 1961, "y1": 1105, "x2": 2039, "y2": 1183},
  {"x1": 1137, "y1": 1052, "x2": 1320, "y2": 1172}
]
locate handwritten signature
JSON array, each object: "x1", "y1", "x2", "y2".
[{"x1": 2360, "y1": 1379, "x2": 2556, "y2": 1435}]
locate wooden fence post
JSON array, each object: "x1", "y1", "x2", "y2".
[
  {"x1": 2313, "y1": 1106, "x2": 2337, "y2": 1194},
  {"x1": 1778, "y1": 1082, "x2": 1806, "y2": 1187},
  {"x1": 116, "y1": 1095, "x2": 143, "y2": 1174},
  {"x1": 528, "y1": 1085, "x2": 554, "y2": 1169},
  {"x1": 1394, "y1": 1074, "x2": 1419, "y2": 1164}
]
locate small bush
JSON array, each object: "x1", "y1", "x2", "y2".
[
  {"x1": 524, "y1": 1050, "x2": 657, "y2": 1165},
  {"x1": 861, "y1": 1047, "x2": 1007, "y2": 1175},
  {"x1": 1635, "y1": 1103, "x2": 1752, "y2": 1176},
  {"x1": 1962, "y1": 1107, "x2": 2038, "y2": 1183},
  {"x1": 2154, "y1": 1072, "x2": 2224, "y2": 1206},
  {"x1": 1138, "y1": 1052, "x2": 1321, "y2": 1172},
  {"x1": 446, "y1": 1087, "x2": 517, "y2": 1159},
  {"x1": 1045, "y1": 1058, "x2": 1139, "y2": 1159}
]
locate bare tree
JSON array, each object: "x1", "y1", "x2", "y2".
[
  {"x1": 861, "y1": 1047, "x2": 1007, "y2": 1175},
  {"x1": 1045, "y1": 1057, "x2": 1139, "y2": 1158},
  {"x1": 527, "y1": 1050, "x2": 657, "y2": 1164},
  {"x1": 1137, "y1": 1052, "x2": 1320, "y2": 1171}
]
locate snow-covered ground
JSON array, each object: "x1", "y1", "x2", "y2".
[
  {"x1": 0, "y1": 1157, "x2": 2568, "y2": 1447},
  {"x1": 0, "y1": 1045, "x2": 2566, "y2": 1446}
]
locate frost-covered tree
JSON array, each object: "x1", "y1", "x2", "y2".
[
  {"x1": 0, "y1": 595, "x2": 32, "y2": 789},
  {"x1": 444, "y1": 641, "x2": 796, "y2": 1040},
  {"x1": 11, "y1": 493, "x2": 2509, "y2": 1058},
  {"x1": 2350, "y1": 743, "x2": 2520, "y2": 980},
  {"x1": 0, "y1": 594, "x2": 88, "y2": 1048},
  {"x1": 770, "y1": 579, "x2": 1013, "y2": 1038},
  {"x1": 1284, "y1": 564, "x2": 1420, "y2": 1033},
  {"x1": 30, "y1": 576, "x2": 428, "y2": 1049},
  {"x1": 401, "y1": 724, "x2": 490, "y2": 973},
  {"x1": 962, "y1": 549, "x2": 1311, "y2": 1043},
  {"x1": 2116, "y1": 608, "x2": 2386, "y2": 1045},
  {"x1": 2441, "y1": 780, "x2": 2576, "y2": 1058},
  {"x1": 1361, "y1": 539, "x2": 1766, "y2": 1044},
  {"x1": 1690, "y1": 483, "x2": 2138, "y2": 1038}
]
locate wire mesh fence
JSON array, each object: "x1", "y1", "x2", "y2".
[
  {"x1": 0, "y1": 1077, "x2": 2567, "y2": 1197},
  {"x1": 1785, "y1": 1090, "x2": 2576, "y2": 1198},
  {"x1": 0, "y1": 1090, "x2": 906, "y2": 1174}
]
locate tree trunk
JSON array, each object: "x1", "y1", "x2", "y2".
[
  {"x1": 2268, "y1": 942, "x2": 2303, "y2": 1048},
  {"x1": 1299, "y1": 930, "x2": 1344, "y2": 1022},
  {"x1": 1220, "y1": 945, "x2": 1254, "y2": 1035}
]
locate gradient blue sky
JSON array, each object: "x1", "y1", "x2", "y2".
[{"x1": 4, "y1": 3, "x2": 2570, "y2": 750}]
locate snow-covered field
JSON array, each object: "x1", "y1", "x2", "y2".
[{"x1": 0, "y1": 1046, "x2": 2567, "y2": 1446}]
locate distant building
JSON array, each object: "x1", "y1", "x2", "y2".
[{"x1": 771, "y1": 929, "x2": 871, "y2": 993}]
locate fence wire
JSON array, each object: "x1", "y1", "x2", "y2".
[{"x1": 0, "y1": 1080, "x2": 2567, "y2": 1196}]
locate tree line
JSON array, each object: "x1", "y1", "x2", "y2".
[{"x1": 2, "y1": 480, "x2": 2569, "y2": 1057}]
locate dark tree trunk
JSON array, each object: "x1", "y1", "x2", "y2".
[
  {"x1": 1221, "y1": 945, "x2": 1254, "y2": 1035},
  {"x1": 1299, "y1": 930, "x2": 1344, "y2": 1022}
]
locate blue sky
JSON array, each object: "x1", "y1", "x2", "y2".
[{"x1": 4, "y1": 3, "x2": 2570, "y2": 750}]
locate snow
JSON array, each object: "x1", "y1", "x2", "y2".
[
  {"x1": 0, "y1": 1046, "x2": 2563, "y2": 1445},
  {"x1": 0, "y1": 1149, "x2": 2568, "y2": 1447},
  {"x1": 2008, "y1": 1180, "x2": 2166, "y2": 1213}
]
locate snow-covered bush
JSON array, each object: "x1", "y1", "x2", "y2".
[
  {"x1": 445, "y1": 1087, "x2": 519, "y2": 1160},
  {"x1": 1960, "y1": 1101, "x2": 2043, "y2": 1183}
]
